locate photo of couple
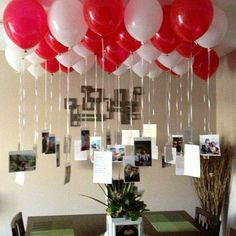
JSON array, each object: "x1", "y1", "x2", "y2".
[
  {"x1": 123, "y1": 156, "x2": 140, "y2": 183},
  {"x1": 134, "y1": 138, "x2": 152, "y2": 166},
  {"x1": 200, "y1": 135, "x2": 221, "y2": 156}
]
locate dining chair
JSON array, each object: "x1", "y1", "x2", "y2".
[
  {"x1": 11, "y1": 212, "x2": 25, "y2": 236},
  {"x1": 230, "y1": 227, "x2": 236, "y2": 236},
  {"x1": 195, "y1": 207, "x2": 221, "y2": 236}
]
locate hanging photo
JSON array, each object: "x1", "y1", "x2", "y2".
[
  {"x1": 106, "y1": 129, "x2": 111, "y2": 146},
  {"x1": 107, "y1": 145, "x2": 125, "y2": 162},
  {"x1": 64, "y1": 162, "x2": 71, "y2": 184},
  {"x1": 56, "y1": 142, "x2": 60, "y2": 167},
  {"x1": 42, "y1": 131, "x2": 49, "y2": 153},
  {"x1": 134, "y1": 138, "x2": 152, "y2": 166},
  {"x1": 123, "y1": 156, "x2": 140, "y2": 183},
  {"x1": 200, "y1": 134, "x2": 221, "y2": 156},
  {"x1": 45, "y1": 135, "x2": 56, "y2": 154},
  {"x1": 90, "y1": 136, "x2": 102, "y2": 152},
  {"x1": 172, "y1": 135, "x2": 183, "y2": 154},
  {"x1": 9, "y1": 150, "x2": 36, "y2": 172},
  {"x1": 81, "y1": 129, "x2": 90, "y2": 151}
]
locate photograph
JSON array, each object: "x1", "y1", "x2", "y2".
[
  {"x1": 107, "y1": 145, "x2": 125, "y2": 162},
  {"x1": 123, "y1": 156, "x2": 140, "y2": 183},
  {"x1": 63, "y1": 135, "x2": 71, "y2": 154},
  {"x1": 172, "y1": 135, "x2": 183, "y2": 153},
  {"x1": 200, "y1": 134, "x2": 221, "y2": 156},
  {"x1": 81, "y1": 129, "x2": 90, "y2": 151},
  {"x1": 134, "y1": 138, "x2": 152, "y2": 166},
  {"x1": 106, "y1": 130, "x2": 111, "y2": 146},
  {"x1": 45, "y1": 135, "x2": 56, "y2": 154},
  {"x1": 42, "y1": 131, "x2": 49, "y2": 153},
  {"x1": 64, "y1": 163, "x2": 71, "y2": 184},
  {"x1": 56, "y1": 143, "x2": 60, "y2": 167},
  {"x1": 90, "y1": 136, "x2": 102, "y2": 152},
  {"x1": 9, "y1": 150, "x2": 36, "y2": 172}
]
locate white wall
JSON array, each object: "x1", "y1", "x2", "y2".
[
  {"x1": 0, "y1": 52, "x2": 215, "y2": 235},
  {"x1": 216, "y1": 51, "x2": 236, "y2": 235}
]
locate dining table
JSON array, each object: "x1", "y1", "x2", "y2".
[{"x1": 25, "y1": 210, "x2": 209, "y2": 236}]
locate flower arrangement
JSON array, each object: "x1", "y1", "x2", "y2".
[{"x1": 81, "y1": 180, "x2": 148, "y2": 221}]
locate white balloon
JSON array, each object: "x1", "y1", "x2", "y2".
[
  {"x1": 136, "y1": 42, "x2": 161, "y2": 62},
  {"x1": 113, "y1": 64, "x2": 128, "y2": 76},
  {"x1": 196, "y1": 6, "x2": 228, "y2": 49},
  {"x1": 147, "y1": 63, "x2": 162, "y2": 79},
  {"x1": 132, "y1": 60, "x2": 150, "y2": 77},
  {"x1": 123, "y1": 53, "x2": 140, "y2": 67},
  {"x1": 5, "y1": 46, "x2": 30, "y2": 72},
  {"x1": 172, "y1": 58, "x2": 189, "y2": 77},
  {"x1": 73, "y1": 43, "x2": 93, "y2": 58},
  {"x1": 27, "y1": 64, "x2": 45, "y2": 77},
  {"x1": 124, "y1": 0, "x2": 163, "y2": 42},
  {"x1": 48, "y1": 0, "x2": 87, "y2": 47},
  {"x1": 72, "y1": 56, "x2": 95, "y2": 75},
  {"x1": 56, "y1": 49, "x2": 81, "y2": 67},
  {"x1": 158, "y1": 51, "x2": 183, "y2": 69},
  {"x1": 26, "y1": 52, "x2": 45, "y2": 65}
]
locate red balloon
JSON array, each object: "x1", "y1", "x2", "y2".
[
  {"x1": 193, "y1": 49, "x2": 219, "y2": 80},
  {"x1": 36, "y1": 39, "x2": 57, "y2": 60},
  {"x1": 60, "y1": 64, "x2": 74, "y2": 73},
  {"x1": 41, "y1": 58, "x2": 59, "y2": 74},
  {"x1": 97, "y1": 52, "x2": 117, "y2": 73},
  {"x1": 115, "y1": 22, "x2": 141, "y2": 52},
  {"x1": 81, "y1": 29, "x2": 103, "y2": 54},
  {"x1": 83, "y1": 0, "x2": 124, "y2": 36},
  {"x1": 44, "y1": 32, "x2": 68, "y2": 54},
  {"x1": 155, "y1": 60, "x2": 170, "y2": 71},
  {"x1": 104, "y1": 41, "x2": 130, "y2": 66},
  {"x1": 151, "y1": 6, "x2": 180, "y2": 54},
  {"x1": 170, "y1": 0, "x2": 213, "y2": 42},
  {"x1": 3, "y1": 0, "x2": 47, "y2": 49},
  {"x1": 176, "y1": 41, "x2": 202, "y2": 58}
]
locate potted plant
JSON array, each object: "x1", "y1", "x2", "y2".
[{"x1": 81, "y1": 179, "x2": 148, "y2": 221}]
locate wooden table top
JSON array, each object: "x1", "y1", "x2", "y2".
[{"x1": 26, "y1": 211, "x2": 208, "y2": 236}]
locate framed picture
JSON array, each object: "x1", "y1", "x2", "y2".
[{"x1": 134, "y1": 137, "x2": 152, "y2": 166}]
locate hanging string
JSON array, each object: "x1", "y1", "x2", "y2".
[
  {"x1": 49, "y1": 74, "x2": 53, "y2": 133},
  {"x1": 129, "y1": 59, "x2": 134, "y2": 128},
  {"x1": 179, "y1": 77, "x2": 183, "y2": 133},
  {"x1": 187, "y1": 60, "x2": 191, "y2": 127},
  {"x1": 21, "y1": 58, "x2": 26, "y2": 150},
  {"x1": 18, "y1": 59, "x2": 24, "y2": 151},
  {"x1": 166, "y1": 72, "x2": 171, "y2": 142},
  {"x1": 44, "y1": 62, "x2": 48, "y2": 130},
  {"x1": 207, "y1": 48, "x2": 211, "y2": 134},
  {"x1": 84, "y1": 58, "x2": 88, "y2": 128},
  {"x1": 141, "y1": 59, "x2": 144, "y2": 128},
  {"x1": 101, "y1": 39, "x2": 105, "y2": 147},
  {"x1": 94, "y1": 55, "x2": 98, "y2": 136},
  {"x1": 148, "y1": 76, "x2": 151, "y2": 124},
  {"x1": 117, "y1": 75, "x2": 121, "y2": 142},
  {"x1": 152, "y1": 77, "x2": 155, "y2": 123},
  {"x1": 189, "y1": 56, "x2": 193, "y2": 129},
  {"x1": 34, "y1": 75, "x2": 39, "y2": 146},
  {"x1": 203, "y1": 81, "x2": 207, "y2": 133},
  {"x1": 66, "y1": 69, "x2": 70, "y2": 137},
  {"x1": 176, "y1": 79, "x2": 179, "y2": 134}
]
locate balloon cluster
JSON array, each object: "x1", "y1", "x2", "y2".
[{"x1": 2, "y1": 0, "x2": 227, "y2": 80}]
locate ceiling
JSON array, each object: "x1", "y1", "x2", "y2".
[{"x1": 0, "y1": 0, "x2": 236, "y2": 57}]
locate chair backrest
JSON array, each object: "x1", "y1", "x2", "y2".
[
  {"x1": 195, "y1": 207, "x2": 221, "y2": 236},
  {"x1": 11, "y1": 212, "x2": 25, "y2": 236},
  {"x1": 230, "y1": 227, "x2": 236, "y2": 236}
]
